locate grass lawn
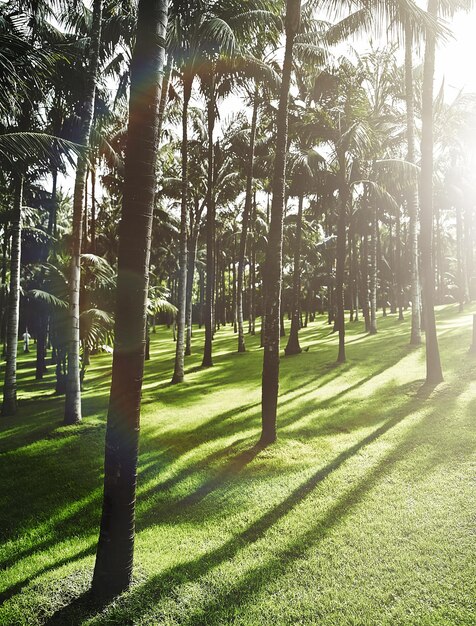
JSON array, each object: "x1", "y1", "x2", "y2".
[{"x1": 0, "y1": 305, "x2": 475, "y2": 625}]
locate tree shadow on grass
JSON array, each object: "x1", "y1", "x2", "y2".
[
  {"x1": 70, "y1": 380, "x2": 450, "y2": 626},
  {"x1": 43, "y1": 378, "x2": 443, "y2": 625}
]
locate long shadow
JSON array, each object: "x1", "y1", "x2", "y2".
[
  {"x1": 52, "y1": 380, "x2": 446, "y2": 625},
  {"x1": 45, "y1": 379, "x2": 435, "y2": 625},
  {"x1": 138, "y1": 442, "x2": 264, "y2": 528},
  {"x1": 0, "y1": 544, "x2": 95, "y2": 605}
]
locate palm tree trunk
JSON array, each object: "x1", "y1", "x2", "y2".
[
  {"x1": 261, "y1": 0, "x2": 300, "y2": 445},
  {"x1": 92, "y1": 0, "x2": 167, "y2": 599},
  {"x1": 285, "y1": 193, "x2": 303, "y2": 354},
  {"x1": 335, "y1": 152, "x2": 348, "y2": 362},
  {"x1": 237, "y1": 91, "x2": 259, "y2": 352},
  {"x1": 457, "y1": 205, "x2": 464, "y2": 312},
  {"x1": 405, "y1": 19, "x2": 422, "y2": 344},
  {"x1": 369, "y1": 199, "x2": 377, "y2": 334},
  {"x1": 171, "y1": 78, "x2": 191, "y2": 384},
  {"x1": 185, "y1": 227, "x2": 198, "y2": 356},
  {"x1": 202, "y1": 73, "x2": 216, "y2": 367},
  {"x1": 157, "y1": 55, "x2": 173, "y2": 144},
  {"x1": 90, "y1": 162, "x2": 97, "y2": 254},
  {"x1": 64, "y1": 0, "x2": 103, "y2": 425},
  {"x1": 250, "y1": 194, "x2": 257, "y2": 335},
  {"x1": 420, "y1": 0, "x2": 443, "y2": 384},
  {"x1": 396, "y1": 205, "x2": 404, "y2": 320},
  {"x1": 1, "y1": 175, "x2": 23, "y2": 416}
]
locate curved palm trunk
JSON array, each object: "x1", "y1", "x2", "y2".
[
  {"x1": 420, "y1": 0, "x2": 443, "y2": 384},
  {"x1": 92, "y1": 0, "x2": 167, "y2": 599},
  {"x1": 64, "y1": 0, "x2": 103, "y2": 425},
  {"x1": 202, "y1": 74, "x2": 216, "y2": 367},
  {"x1": 285, "y1": 193, "x2": 303, "y2": 354},
  {"x1": 1, "y1": 175, "x2": 23, "y2": 416},
  {"x1": 237, "y1": 92, "x2": 259, "y2": 352},
  {"x1": 171, "y1": 80, "x2": 191, "y2": 383},
  {"x1": 405, "y1": 20, "x2": 422, "y2": 344},
  {"x1": 261, "y1": 0, "x2": 300, "y2": 445}
]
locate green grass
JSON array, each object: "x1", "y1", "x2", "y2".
[{"x1": 0, "y1": 306, "x2": 475, "y2": 625}]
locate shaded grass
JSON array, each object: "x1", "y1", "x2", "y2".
[{"x1": 0, "y1": 305, "x2": 475, "y2": 625}]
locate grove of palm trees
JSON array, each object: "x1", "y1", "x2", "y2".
[{"x1": 1, "y1": 0, "x2": 475, "y2": 624}]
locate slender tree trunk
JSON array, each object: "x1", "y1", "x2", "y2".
[
  {"x1": 171, "y1": 79, "x2": 191, "y2": 383},
  {"x1": 405, "y1": 20, "x2": 422, "y2": 344},
  {"x1": 369, "y1": 199, "x2": 377, "y2": 334},
  {"x1": 1, "y1": 176, "x2": 23, "y2": 416},
  {"x1": 35, "y1": 312, "x2": 47, "y2": 380},
  {"x1": 457, "y1": 205, "x2": 464, "y2": 312},
  {"x1": 250, "y1": 194, "x2": 257, "y2": 334},
  {"x1": 361, "y1": 232, "x2": 370, "y2": 332},
  {"x1": 157, "y1": 54, "x2": 173, "y2": 144},
  {"x1": 335, "y1": 152, "x2": 348, "y2": 362},
  {"x1": 47, "y1": 169, "x2": 57, "y2": 238},
  {"x1": 185, "y1": 227, "x2": 198, "y2": 356},
  {"x1": 202, "y1": 74, "x2": 216, "y2": 367},
  {"x1": 92, "y1": 0, "x2": 167, "y2": 599},
  {"x1": 64, "y1": 0, "x2": 103, "y2": 425},
  {"x1": 232, "y1": 236, "x2": 237, "y2": 333},
  {"x1": 91, "y1": 162, "x2": 97, "y2": 254},
  {"x1": 237, "y1": 91, "x2": 259, "y2": 352},
  {"x1": 261, "y1": 0, "x2": 300, "y2": 445},
  {"x1": 285, "y1": 194, "x2": 303, "y2": 354},
  {"x1": 396, "y1": 205, "x2": 404, "y2": 320},
  {"x1": 420, "y1": 0, "x2": 443, "y2": 384}
]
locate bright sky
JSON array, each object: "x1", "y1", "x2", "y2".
[{"x1": 437, "y1": 10, "x2": 476, "y2": 95}]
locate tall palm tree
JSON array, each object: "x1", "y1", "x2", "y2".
[
  {"x1": 64, "y1": 0, "x2": 104, "y2": 425},
  {"x1": 420, "y1": 0, "x2": 443, "y2": 384},
  {"x1": 261, "y1": 0, "x2": 300, "y2": 445},
  {"x1": 92, "y1": 0, "x2": 168, "y2": 599},
  {"x1": 404, "y1": 18, "x2": 422, "y2": 345}
]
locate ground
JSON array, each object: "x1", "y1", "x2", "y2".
[{"x1": 0, "y1": 306, "x2": 475, "y2": 625}]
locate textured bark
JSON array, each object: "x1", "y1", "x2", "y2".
[
  {"x1": 405, "y1": 20, "x2": 422, "y2": 345},
  {"x1": 202, "y1": 75, "x2": 216, "y2": 367},
  {"x1": 1, "y1": 176, "x2": 23, "y2": 416},
  {"x1": 261, "y1": 0, "x2": 300, "y2": 445},
  {"x1": 171, "y1": 79, "x2": 191, "y2": 383},
  {"x1": 285, "y1": 194, "x2": 303, "y2": 354},
  {"x1": 420, "y1": 0, "x2": 443, "y2": 384},
  {"x1": 92, "y1": 0, "x2": 167, "y2": 599},
  {"x1": 237, "y1": 92, "x2": 259, "y2": 352},
  {"x1": 64, "y1": 0, "x2": 103, "y2": 425}
]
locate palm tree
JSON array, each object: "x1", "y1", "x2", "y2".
[
  {"x1": 404, "y1": 18, "x2": 422, "y2": 345},
  {"x1": 261, "y1": 0, "x2": 300, "y2": 445},
  {"x1": 92, "y1": 0, "x2": 168, "y2": 599},
  {"x1": 420, "y1": 0, "x2": 443, "y2": 384},
  {"x1": 64, "y1": 0, "x2": 104, "y2": 425}
]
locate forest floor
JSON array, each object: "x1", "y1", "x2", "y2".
[{"x1": 0, "y1": 305, "x2": 475, "y2": 626}]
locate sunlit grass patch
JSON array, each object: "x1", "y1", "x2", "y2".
[{"x1": 0, "y1": 305, "x2": 475, "y2": 625}]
